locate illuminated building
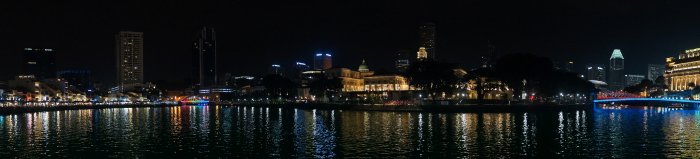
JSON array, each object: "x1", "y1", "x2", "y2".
[
  {"x1": 23, "y1": 48, "x2": 56, "y2": 79},
  {"x1": 192, "y1": 27, "x2": 217, "y2": 87},
  {"x1": 324, "y1": 68, "x2": 364, "y2": 92},
  {"x1": 294, "y1": 62, "x2": 310, "y2": 72},
  {"x1": 464, "y1": 79, "x2": 512, "y2": 100},
  {"x1": 395, "y1": 50, "x2": 410, "y2": 73},
  {"x1": 313, "y1": 50, "x2": 332, "y2": 70},
  {"x1": 624, "y1": 74, "x2": 645, "y2": 87},
  {"x1": 665, "y1": 48, "x2": 700, "y2": 91},
  {"x1": 357, "y1": 59, "x2": 374, "y2": 77},
  {"x1": 416, "y1": 47, "x2": 428, "y2": 60},
  {"x1": 586, "y1": 64, "x2": 606, "y2": 82},
  {"x1": 647, "y1": 64, "x2": 665, "y2": 82},
  {"x1": 115, "y1": 31, "x2": 144, "y2": 86},
  {"x1": 364, "y1": 76, "x2": 410, "y2": 92},
  {"x1": 418, "y1": 22, "x2": 436, "y2": 60},
  {"x1": 608, "y1": 49, "x2": 625, "y2": 90}
]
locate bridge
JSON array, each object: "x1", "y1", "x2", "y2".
[{"x1": 593, "y1": 91, "x2": 700, "y2": 107}]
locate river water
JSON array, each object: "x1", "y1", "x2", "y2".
[{"x1": 0, "y1": 105, "x2": 699, "y2": 158}]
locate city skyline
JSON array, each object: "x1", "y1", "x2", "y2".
[
  {"x1": 4, "y1": 1, "x2": 700, "y2": 158},
  {"x1": 2, "y1": 1, "x2": 700, "y2": 87}
]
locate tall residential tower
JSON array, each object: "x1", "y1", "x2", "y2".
[{"x1": 115, "y1": 31, "x2": 144, "y2": 86}]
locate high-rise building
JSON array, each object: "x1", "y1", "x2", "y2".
[
  {"x1": 269, "y1": 64, "x2": 282, "y2": 75},
  {"x1": 115, "y1": 31, "x2": 144, "y2": 86},
  {"x1": 395, "y1": 50, "x2": 410, "y2": 73},
  {"x1": 416, "y1": 47, "x2": 428, "y2": 60},
  {"x1": 418, "y1": 22, "x2": 436, "y2": 60},
  {"x1": 565, "y1": 61, "x2": 574, "y2": 72},
  {"x1": 313, "y1": 50, "x2": 332, "y2": 70},
  {"x1": 294, "y1": 62, "x2": 310, "y2": 72},
  {"x1": 586, "y1": 64, "x2": 606, "y2": 82},
  {"x1": 624, "y1": 74, "x2": 645, "y2": 87},
  {"x1": 192, "y1": 27, "x2": 217, "y2": 87},
  {"x1": 23, "y1": 48, "x2": 56, "y2": 79},
  {"x1": 666, "y1": 48, "x2": 700, "y2": 91},
  {"x1": 608, "y1": 49, "x2": 625, "y2": 90},
  {"x1": 647, "y1": 64, "x2": 665, "y2": 82}
]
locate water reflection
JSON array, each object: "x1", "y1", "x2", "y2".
[{"x1": 2, "y1": 106, "x2": 700, "y2": 157}]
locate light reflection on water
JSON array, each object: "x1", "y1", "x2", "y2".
[{"x1": 1, "y1": 106, "x2": 700, "y2": 157}]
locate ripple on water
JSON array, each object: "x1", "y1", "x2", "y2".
[{"x1": 2, "y1": 106, "x2": 700, "y2": 157}]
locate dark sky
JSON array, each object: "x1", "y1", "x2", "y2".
[{"x1": 2, "y1": 0, "x2": 700, "y2": 88}]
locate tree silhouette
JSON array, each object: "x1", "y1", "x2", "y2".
[
  {"x1": 262, "y1": 74, "x2": 297, "y2": 99},
  {"x1": 406, "y1": 60, "x2": 459, "y2": 101},
  {"x1": 494, "y1": 53, "x2": 593, "y2": 98}
]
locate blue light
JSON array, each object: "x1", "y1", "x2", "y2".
[
  {"x1": 593, "y1": 98, "x2": 700, "y2": 104},
  {"x1": 325, "y1": 54, "x2": 332, "y2": 57},
  {"x1": 296, "y1": 62, "x2": 306, "y2": 66},
  {"x1": 316, "y1": 54, "x2": 323, "y2": 56}
]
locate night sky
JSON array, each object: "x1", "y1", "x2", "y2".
[{"x1": 2, "y1": 0, "x2": 700, "y2": 88}]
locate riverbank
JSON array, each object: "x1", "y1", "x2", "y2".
[
  {"x1": 0, "y1": 104, "x2": 177, "y2": 115},
  {"x1": 230, "y1": 103, "x2": 593, "y2": 112},
  {"x1": 0, "y1": 103, "x2": 592, "y2": 115}
]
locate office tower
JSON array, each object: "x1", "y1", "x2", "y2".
[
  {"x1": 586, "y1": 64, "x2": 606, "y2": 82},
  {"x1": 608, "y1": 49, "x2": 625, "y2": 90},
  {"x1": 395, "y1": 50, "x2": 410, "y2": 73},
  {"x1": 418, "y1": 22, "x2": 436, "y2": 60},
  {"x1": 416, "y1": 47, "x2": 428, "y2": 60},
  {"x1": 294, "y1": 62, "x2": 310, "y2": 72},
  {"x1": 23, "y1": 48, "x2": 56, "y2": 79},
  {"x1": 270, "y1": 64, "x2": 282, "y2": 75},
  {"x1": 192, "y1": 27, "x2": 217, "y2": 87},
  {"x1": 647, "y1": 64, "x2": 665, "y2": 82},
  {"x1": 313, "y1": 50, "x2": 332, "y2": 70},
  {"x1": 115, "y1": 31, "x2": 144, "y2": 86},
  {"x1": 624, "y1": 74, "x2": 645, "y2": 87}
]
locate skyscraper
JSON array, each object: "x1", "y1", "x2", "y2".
[
  {"x1": 115, "y1": 31, "x2": 144, "y2": 86},
  {"x1": 418, "y1": 22, "x2": 436, "y2": 60},
  {"x1": 395, "y1": 50, "x2": 410, "y2": 73},
  {"x1": 313, "y1": 50, "x2": 332, "y2": 70},
  {"x1": 23, "y1": 48, "x2": 56, "y2": 79},
  {"x1": 586, "y1": 64, "x2": 606, "y2": 82},
  {"x1": 647, "y1": 64, "x2": 665, "y2": 82},
  {"x1": 269, "y1": 64, "x2": 282, "y2": 75},
  {"x1": 192, "y1": 27, "x2": 217, "y2": 87},
  {"x1": 608, "y1": 49, "x2": 625, "y2": 90},
  {"x1": 294, "y1": 62, "x2": 310, "y2": 72}
]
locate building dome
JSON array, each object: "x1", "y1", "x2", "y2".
[{"x1": 358, "y1": 59, "x2": 369, "y2": 72}]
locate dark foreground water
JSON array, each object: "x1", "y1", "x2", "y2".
[{"x1": 0, "y1": 105, "x2": 699, "y2": 158}]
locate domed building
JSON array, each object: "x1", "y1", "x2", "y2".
[{"x1": 357, "y1": 59, "x2": 374, "y2": 77}]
